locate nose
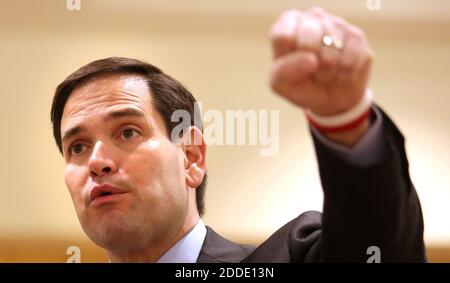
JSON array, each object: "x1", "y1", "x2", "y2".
[{"x1": 88, "y1": 141, "x2": 118, "y2": 178}]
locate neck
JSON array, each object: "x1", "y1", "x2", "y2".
[{"x1": 107, "y1": 211, "x2": 200, "y2": 263}]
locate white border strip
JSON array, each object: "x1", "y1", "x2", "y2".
[{"x1": 305, "y1": 89, "x2": 373, "y2": 127}]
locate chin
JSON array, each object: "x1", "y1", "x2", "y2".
[{"x1": 82, "y1": 212, "x2": 147, "y2": 250}]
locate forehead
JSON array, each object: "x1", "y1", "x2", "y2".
[{"x1": 61, "y1": 74, "x2": 153, "y2": 129}]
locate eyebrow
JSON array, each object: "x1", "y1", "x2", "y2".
[
  {"x1": 61, "y1": 108, "x2": 146, "y2": 144},
  {"x1": 62, "y1": 126, "x2": 84, "y2": 144}
]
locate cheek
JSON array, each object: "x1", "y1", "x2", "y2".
[
  {"x1": 64, "y1": 164, "x2": 87, "y2": 204},
  {"x1": 127, "y1": 140, "x2": 185, "y2": 197}
]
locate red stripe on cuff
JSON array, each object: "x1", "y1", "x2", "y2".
[{"x1": 307, "y1": 108, "x2": 372, "y2": 133}]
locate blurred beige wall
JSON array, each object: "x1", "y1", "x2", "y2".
[{"x1": 0, "y1": 0, "x2": 449, "y2": 261}]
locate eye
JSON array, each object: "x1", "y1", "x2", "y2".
[
  {"x1": 120, "y1": 128, "x2": 140, "y2": 140},
  {"x1": 70, "y1": 143, "x2": 85, "y2": 156}
]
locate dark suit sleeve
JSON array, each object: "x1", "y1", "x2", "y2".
[{"x1": 312, "y1": 105, "x2": 426, "y2": 262}]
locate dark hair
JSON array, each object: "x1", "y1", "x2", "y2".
[{"x1": 51, "y1": 57, "x2": 207, "y2": 216}]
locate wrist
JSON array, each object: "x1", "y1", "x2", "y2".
[
  {"x1": 305, "y1": 89, "x2": 374, "y2": 146},
  {"x1": 322, "y1": 116, "x2": 371, "y2": 147}
]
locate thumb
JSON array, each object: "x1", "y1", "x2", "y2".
[{"x1": 270, "y1": 51, "x2": 319, "y2": 94}]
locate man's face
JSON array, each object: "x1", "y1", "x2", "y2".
[{"x1": 60, "y1": 74, "x2": 189, "y2": 251}]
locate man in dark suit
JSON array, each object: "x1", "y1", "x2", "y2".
[{"x1": 50, "y1": 7, "x2": 425, "y2": 262}]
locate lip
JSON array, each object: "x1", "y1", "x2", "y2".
[{"x1": 89, "y1": 184, "x2": 128, "y2": 206}]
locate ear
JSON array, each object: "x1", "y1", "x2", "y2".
[{"x1": 181, "y1": 126, "x2": 207, "y2": 189}]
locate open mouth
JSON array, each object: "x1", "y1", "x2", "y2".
[{"x1": 89, "y1": 184, "x2": 127, "y2": 205}]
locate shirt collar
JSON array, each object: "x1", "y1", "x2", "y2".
[{"x1": 156, "y1": 219, "x2": 207, "y2": 263}]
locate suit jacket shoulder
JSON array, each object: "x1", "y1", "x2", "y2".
[
  {"x1": 197, "y1": 211, "x2": 322, "y2": 263},
  {"x1": 243, "y1": 211, "x2": 322, "y2": 262},
  {"x1": 196, "y1": 226, "x2": 255, "y2": 263}
]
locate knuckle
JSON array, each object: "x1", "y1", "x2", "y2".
[
  {"x1": 332, "y1": 16, "x2": 348, "y2": 28},
  {"x1": 269, "y1": 25, "x2": 279, "y2": 39},
  {"x1": 366, "y1": 50, "x2": 374, "y2": 62},
  {"x1": 309, "y1": 6, "x2": 326, "y2": 15},
  {"x1": 282, "y1": 9, "x2": 299, "y2": 17},
  {"x1": 363, "y1": 52, "x2": 374, "y2": 68},
  {"x1": 277, "y1": 9, "x2": 300, "y2": 25},
  {"x1": 349, "y1": 26, "x2": 364, "y2": 38}
]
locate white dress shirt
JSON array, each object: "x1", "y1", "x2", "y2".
[{"x1": 156, "y1": 219, "x2": 207, "y2": 263}]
